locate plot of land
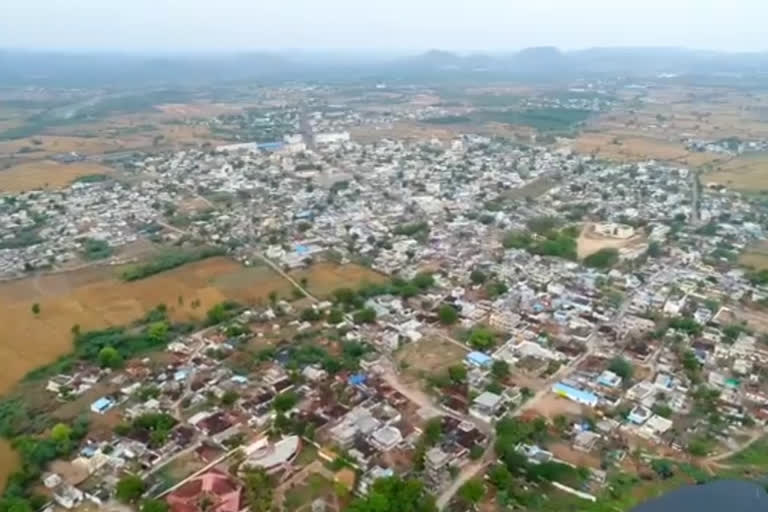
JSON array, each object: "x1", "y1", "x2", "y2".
[
  {"x1": 739, "y1": 240, "x2": 768, "y2": 270},
  {"x1": 529, "y1": 393, "x2": 584, "y2": 419},
  {"x1": 571, "y1": 133, "x2": 693, "y2": 162},
  {"x1": 0, "y1": 160, "x2": 112, "y2": 193},
  {"x1": 396, "y1": 336, "x2": 468, "y2": 386},
  {"x1": 0, "y1": 258, "x2": 384, "y2": 395},
  {"x1": 704, "y1": 154, "x2": 768, "y2": 191},
  {"x1": 577, "y1": 223, "x2": 647, "y2": 259}
]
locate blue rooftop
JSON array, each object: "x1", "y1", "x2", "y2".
[
  {"x1": 466, "y1": 351, "x2": 493, "y2": 367},
  {"x1": 295, "y1": 244, "x2": 310, "y2": 255},
  {"x1": 552, "y1": 382, "x2": 598, "y2": 405},
  {"x1": 348, "y1": 374, "x2": 367, "y2": 386}
]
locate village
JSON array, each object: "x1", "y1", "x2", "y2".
[{"x1": 2, "y1": 86, "x2": 768, "y2": 512}]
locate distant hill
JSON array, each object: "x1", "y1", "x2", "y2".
[{"x1": 2, "y1": 46, "x2": 768, "y2": 87}]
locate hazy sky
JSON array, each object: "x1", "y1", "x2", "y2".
[{"x1": 2, "y1": 0, "x2": 767, "y2": 53}]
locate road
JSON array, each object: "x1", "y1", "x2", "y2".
[{"x1": 253, "y1": 252, "x2": 318, "y2": 303}]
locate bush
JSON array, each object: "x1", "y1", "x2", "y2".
[
  {"x1": 583, "y1": 248, "x2": 620, "y2": 268},
  {"x1": 121, "y1": 247, "x2": 225, "y2": 281},
  {"x1": 116, "y1": 474, "x2": 145, "y2": 503}
]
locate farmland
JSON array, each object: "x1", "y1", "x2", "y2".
[
  {"x1": 0, "y1": 257, "x2": 385, "y2": 395},
  {"x1": 703, "y1": 153, "x2": 768, "y2": 191},
  {"x1": 0, "y1": 160, "x2": 112, "y2": 193}
]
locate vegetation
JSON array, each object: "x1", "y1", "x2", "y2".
[
  {"x1": 608, "y1": 357, "x2": 634, "y2": 380},
  {"x1": 583, "y1": 247, "x2": 620, "y2": 268},
  {"x1": 121, "y1": 247, "x2": 225, "y2": 281},
  {"x1": 467, "y1": 327, "x2": 495, "y2": 350},
  {"x1": 438, "y1": 304, "x2": 458, "y2": 325},
  {"x1": 348, "y1": 476, "x2": 437, "y2": 512},
  {"x1": 243, "y1": 468, "x2": 272, "y2": 512},
  {"x1": 116, "y1": 474, "x2": 146, "y2": 503},
  {"x1": 81, "y1": 238, "x2": 113, "y2": 260}
]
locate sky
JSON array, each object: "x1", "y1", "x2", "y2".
[{"x1": 2, "y1": 0, "x2": 767, "y2": 54}]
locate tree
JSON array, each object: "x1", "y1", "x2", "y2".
[
  {"x1": 411, "y1": 272, "x2": 435, "y2": 290},
  {"x1": 438, "y1": 305, "x2": 458, "y2": 325},
  {"x1": 328, "y1": 309, "x2": 344, "y2": 324},
  {"x1": 448, "y1": 365, "x2": 467, "y2": 384},
  {"x1": 273, "y1": 391, "x2": 298, "y2": 413},
  {"x1": 647, "y1": 241, "x2": 663, "y2": 258},
  {"x1": 583, "y1": 248, "x2": 620, "y2": 268},
  {"x1": 353, "y1": 307, "x2": 377, "y2": 325},
  {"x1": 608, "y1": 357, "x2": 633, "y2": 380},
  {"x1": 147, "y1": 322, "x2": 169, "y2": 344},
  {"x1": 221, "y1": 390, "x2": 240, "y2": 407},
  {"x1": 98, "y1": 346, "x2": 123, "y2": 369},
  {"x1": 348, "y1": 476, "x2": 436, "y2": 512},
  {"x1": 50, "y1": 423, "x2": 72, "y2": 443},
  {"x1": 491, "y1": 360, "x2": 509, "y2": 380},
  {"x1": 116, "y1": 474, "x2": 145, "y2": 503},
  {"x1": 423, "y1": 418, "x2": 442, "y2": 446},
  {"x1": 469, "y1": 328, "x2": 495, "y2": 350},
  {"x1": 31, "y1": 303, "x2": 40, "y2": 316},
  {"x1": 470, "y1": 269, "x2": 488, "y2": 285},
  {"x1": 243, "y1": 468, "x2": 272, "y2": 512},
  {"x1": 268, "y1": 291, "x2": 278, "y2": 305},
  {"x1": 140, "y1": 499, "x2": 169, "y2": 512},
  {"x1": 458, "y1": 479, "x2": 485, "y2": 506}
]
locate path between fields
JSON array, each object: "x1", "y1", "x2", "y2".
[{"x1": 253, "y1": 252, "x2": 318, "y2": 303}]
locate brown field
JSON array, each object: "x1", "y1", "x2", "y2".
[
  {"x1": 703, "y1": 154, "x2": 768, "y2": 191},
  {"x1": 571, "y1": 132, "x2": 691, "y2": 162},
  {"x1": 0, "y1": 441, "x2": 19, "y2": 493},
  {"x1": 530, "y1": 393, "x2": 584, "y2": 419},
  {"x1": 739, "y1": 240, "x2": 768, "y2": 270},
  {"x1": 0, "y1": 160, "x2": 112, "y2": 193},
  {"x1": 396, "y1": 336, "x2": 468, "y2": 386},
  {"x1": 577, "y1": 223, "x2": 647, "y2": 259},
  {"x1": 0, "y1": 257, "x2": 384, "y2": 395}
]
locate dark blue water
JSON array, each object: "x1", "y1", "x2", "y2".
[{"x1": 632, "y1": 480, "x2": 768, "y2": 512}]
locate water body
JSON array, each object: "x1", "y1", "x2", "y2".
[{"x1": 632, "y1": 480, "x2": 768, "y2": 512}]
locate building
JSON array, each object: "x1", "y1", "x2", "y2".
[
  {"x1": 90, "y1": 397, "x2": 115, "y2": 415},
  {"x1": 243, "y1": 436, "x2": 301, "y2": 474},
  {"x1": 594, "y1": 222, "x2": 635, "y2": 239},
  {"x1": 425, "y1": 446, "x2": 452, "y2": 487},
  {"x1": 166, "y1": 469, "x2": 243, "y2": 512},
  {"x1": 370, "y1": 426, "x2": 403, "y2": 452},
  {"x1": 469, "y1": 391, "x2": 503, "y2": 422},
  {"x1": 465, "y1": 351, "x2": 493, "y2": 369},
  {"x1": 552, "y1": 382, "x2": 598, "y2": 407}
]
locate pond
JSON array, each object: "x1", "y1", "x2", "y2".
[{"x1": 632, "y1": 480, "x2": 768, "y2": 512}]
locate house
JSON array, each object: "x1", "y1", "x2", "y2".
[
  {"x1": 466, "y1": 351, "x2": 493, "y2": 369},
  {"x1": 469, "y1": 391, "x2": 503, "y2": 422},
  {"x1": 243, "y1": 436, "x2": 301, "y2": 474},
  {"x1": 628, "y1": 405, "x2": 651, "y2": 425},
  {"x1": 552, "y1": 382, "x2": 598, "y2": 407},
  {"x1": 370, "y1": 426, "x2": 403, "y2": 452},
  {"x1": 166, "y1": 469, "x2": 243, "y2": 512},
  {"x1": 597, "y1": 370, "x2": 622, "y2": 389},
  {"x1": 90, "y1": 397, "x2": 115, "y2": 415}
]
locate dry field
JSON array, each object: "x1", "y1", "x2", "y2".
[
  {"x1": 739, "y1": 240, "x2": 768, "y2": 270},
  {"x1": 571, "y1": 132, "x2": 692, "y2": 162},
  {"x1": 0, "y1": 258, "x2": 384, "y2": 395},
  {"x1": 396, "y1": 336, "x2": 468, "y2": 387},
  {"x1": 703, "y1": 154, "x2": 768, "y2": 191},
  {"x1": 0, "y1": 441, "x2": 19, "y2": 494},
  {"x1": 0, "y1": 160, "x2": 112, "y2": 193},
  {"x1": 529, "y1": 393, "x2": 584, "y2": 419},
  {"x1": 577, "y1": 223, "x2": 647, "y2": 259}
]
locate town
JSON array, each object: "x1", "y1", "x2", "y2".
[{"x1": 3, "y1": 75, "x2": 768, "y2": 512}]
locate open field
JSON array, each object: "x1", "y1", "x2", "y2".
[
  {"x1": 529, "y1": 393, "x2": 584, "y2": 419},
  {"x1": 577, "y1": 223, "x2": 647, "y2": 259},
  {"x1": 0, "y1": 257, "x2": 384, "y2": 395},
  {"x1": 0, "y1": 160, "x2": 112, "y2": 193},
  {"x1": 396, "y1": 336, "x2": 468, "y2": 386},
  {"x1": 571, "y1": 132, "x2": 693, "y2": 162},
  {"x1": 703, "y1": 154, "x2": 768, "y2": 191},
  {"x1": 738, "y1": 240, "x2": 768, "y2": 270}
]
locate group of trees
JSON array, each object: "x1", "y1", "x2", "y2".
[
  {"x1": 583, "y1": 248, "x2": 620, "y2": 269},
  {"x1": 121, "y1": 247, "x2": 225, "y2": 281},
  {"x1": 348, "y1": 476, "x2": 437, "y2": 512}
]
